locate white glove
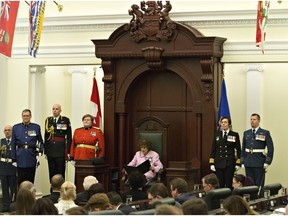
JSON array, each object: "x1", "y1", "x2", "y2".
[
  {"x1": 235, "y1": 165, "x2": 241, "y2": 171},
  {"x1": 70, "y1": 160, "x2": 76, "y2": 166},
  {"x1": 12, "y1": 162, "x2": 17, "y2": 167},
  {"x1": 263, "y1": 163, "x2": 269, "y2": 170},
  {"x1": 241, "y1": 164, "x2": 245, "y2": 168},
  {"x1": 210, "y1": 165, "x2": 216, "y2": 172}
]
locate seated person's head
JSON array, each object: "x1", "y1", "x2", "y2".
[
  {"x1": 154, "y1": 204, "x2": 183, "y2": 215},
  {"x1": 85, "y1": 193, "x2": 110, "y2": 212},
  {"x1": 170, "y1": 177, "x2": 188, "y2": 198},
  {"x1": 106, "y1": 191, "x2": 122, "y2": 209},
  {"x1": 182, "y1": 198, "x2": 208, "y2": 215},
  {"x1": 16, "y1": 188, "x2": 36, "y2": 215},
  {"x1": 19, "y1": 181, "x2": 36, "y2": 199},
  {"x1": 87, "y1": 183, "x2": 105, "y2": 200},
  {"x1": 202, "y1": 173, "x2": 219, "y2": 192},
  {"x1": 31, "y1": 197, "x2": 58, "y2": 215},
  {"x1": 60, "y1": 181, "x2": 77, "y2": 201},
  {"x1": 233, "y1": 174, "x2": 255, "y2": 189},
  {"x1": 223, "y1": 195, "x2": 258, "y2": 215},
  {"x1": 51, "y1": 174, "x2": 64, "y2": 191},
  {"x1": 65, "y1": 206, "x2": 88, "y2": 215},
  {"x1": 139, "y1": 139, "x2": 152, "y2": 155},
  {"x1": 128, "y1": 171, "x2": 145, "y2": 190},
  {"x1": 83, "y1": 175, "x2": 98, "y2": 191},
  {"x1": 147, "y1": 183, "x2": 169, "y2": 205}
]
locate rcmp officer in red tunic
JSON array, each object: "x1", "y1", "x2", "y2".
[
  {"x1": 241, "y1": 113, "x2": 274, "y2": 189},
  {"x1": 44, "y1": 104, "x2": 72, "y2": 181},
  {"x1": 0, "y1": 125, "x2": 16, "y2": 212},
  {"x1": 11, "y1": 109, "x2": 43, "y2": 185},
  {"x1": 209, "y1": 117, "x2": 241, "y2": 189},
  {"x1": 70, "y1": 114, "x2": 105, "y2": 160}
]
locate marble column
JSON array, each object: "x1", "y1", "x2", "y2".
[{"x1": 244, "y1": 64, "x2": 264, "y2": 128}]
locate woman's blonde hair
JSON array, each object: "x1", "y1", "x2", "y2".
[{"x1": 60, "y1": 181, "x2": 77, "y2": 201}]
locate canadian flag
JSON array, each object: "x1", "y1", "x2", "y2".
[{"x1": 90, "y1": 73, "x2": 102, "y2": 128}]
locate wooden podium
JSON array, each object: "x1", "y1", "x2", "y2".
[
  {"x1": 74, "y1": 160, "x2": 110, "y2": 193},
  {"x1": 165, "y1": 160, "x2": 200, "y2": 191}
]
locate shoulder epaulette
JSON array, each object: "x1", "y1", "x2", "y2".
[{"x1": 92, "y1": 126, "x2": 100, "y2": 130}]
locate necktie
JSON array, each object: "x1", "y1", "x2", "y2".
[
  {"x1": 7, "y1": 139, "x2": 10, "y2": 144},
  {"x1": 252, "y1": 129, "x2": 256, "y2": 138},
  {"x1": 224, "y1": 131, "x2": 227, "y2": 139},
  {"x1": 54, "y1": 118, "x2": 57, "y2": 124}
]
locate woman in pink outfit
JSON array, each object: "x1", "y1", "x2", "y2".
[{"x1": 127, "y1": 139, "x2": 163, "y2": 183}]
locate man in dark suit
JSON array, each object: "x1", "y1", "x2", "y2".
[
  {"x1": 43, "y1": 174, "x2": 64, "y2": 203},
  {"x1": 241, "y1": 113, "x2": 274, "y2": 189},
  {"x1": 209, "y1": 116, "x2": 241, "y2": 189},
  {"x1": 0, "y1": 125, "x2": 17, "y2": 212},
  {"x1": 107, "y1": 191, "x2": 137, "y2": 215},
  {"x1": 44, "y1": 104, "x2": 72, "y2": 181}
]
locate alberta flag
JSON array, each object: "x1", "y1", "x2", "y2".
[
  {"x1": 217, "y1": 78, "x2": 231, "y2": 130},
  {"x1": 0, "y1": 1, "x2": 20, "y2": 57},
  {"x1": 90, "y1": 75, "x2": 102, "y2": 128}
]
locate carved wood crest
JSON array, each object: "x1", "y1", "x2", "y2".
[{"x1": 126, "y1": 1, "x2": 176, "y2": 42}]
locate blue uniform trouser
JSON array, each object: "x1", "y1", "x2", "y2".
[
  {"x1": 0, "y1": 175, "x2": 16, "y2": 212},
  {"x1": 245, "y1": 167, "x2": 265, "y2": 189},
  {"x1": 17, "y1": 167, "x2": 36, "y2": 186}
]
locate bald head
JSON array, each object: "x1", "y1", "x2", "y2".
[
  {"x1": 52, "y1": 104, "x2": 62, "y2": 118},
  {"x1": 83, "y1": 176, "x2": 98, "y2": 190},
  {"x1": 4, "y1": 125, "x2": 12, "y2": 139},
  {"x1": 51, "y1": 174, "x2": 65, "y2": 191}
]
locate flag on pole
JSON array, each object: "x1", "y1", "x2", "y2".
[
  {"x1": 256, "y1": 0, "x2": 270, "y2": 54},
  {"x1": 217, "y1": 78, "x2": 231, "y2": 130},
  {"x1": 0, "y1": 1, "x2": 20, "y2": 57},
  {"x1": 29, "y1": 1, "x2": 45, "y2": 57},
  {"x1": 90, "y1": 75, "x2": 102, "y2": 128}
]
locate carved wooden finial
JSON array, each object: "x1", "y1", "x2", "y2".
[{"x1": 126, "y1": 1, "x2": 176, "y2": 43}]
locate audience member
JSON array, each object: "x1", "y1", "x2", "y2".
[
  {"x1": 9, "y1": 180, "x2": 36, "y2": 213},
  {"x1": 223, "y1": 195, "x2": 259, "y2": 215},
  {"x1": 75, "y1": 175, "x2": 98, "y2": 204},
  {"x1": 87, "y1": 182, "x2": 105, "y2": 201},
  {"x1": 202, "y1": 173, "x2": 219, "y2": 193},
  {"x1": 85, "y1": 193, "x2": 110, "y2": 212},
  {"x1": 232, "y1": 174, "x2": 255, "y2": 189},
  {"x1": 43, "y1": 174, "x2": 64, "y2": 203},
  {"x1": 107, "y1": 191, "x2": 137, "y2": 215},
  {"x1": 182, "y1": 198, "x2": 208, "y2": 215},
  {"x1": 154, "y1": 204, "x2": 183, "y2": 215},
  {"x1": 170, "y1": 177, "x2": 195, "y2": 204},
  {"x1": 15, "y1": 188, "x2": 36, "y2": 215},
  {"x1": 54, "y1": 181, "x2": 78, "y2": 214},
  {"x1": 65, "y1": 206, "x2": 88, "y2": 215},
  {"x1": 147, "y1": 183, "x2": 170, "y2": 206},
  {"x1": 31, "y1": 197, "x2": 59, "y2": 215},
  {"x1": 121, "y1": 171, "x2": 147, "y2": 203}
]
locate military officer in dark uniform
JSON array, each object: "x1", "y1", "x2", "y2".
[
  {"x1": 44, "y1": 104, "x2": 72, "y2": 181},
  {"x1": 11, "y1": 109, "x2": 43, "y2": 185},
  {"x1": 209, "y1": 116, "x2": 241, "y2": 189},
  {"x1": 241, "y1": 113, "x2": 274, "y2": 189},
  {"x1": 0, "y1": 125, "x2": 16, "y2": 212}
]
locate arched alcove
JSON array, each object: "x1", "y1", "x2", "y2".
[{"x1": 92, "y1": 1, "x2": 226, "y2": 190}]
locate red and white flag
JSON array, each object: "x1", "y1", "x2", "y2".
[
  {"x1": 90, "y1": 75, "x2": 102, "y2": 128},
  {"x1": 256, "y1": 0, "x2": 270, "y2": 54},
  {"x1": 0, "y1": 1, "x2": 20, "y2": 57}
]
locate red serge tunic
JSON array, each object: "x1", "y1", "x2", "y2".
[{"x1": 70, "y1": 127, "x2": 105, "y2": 160}]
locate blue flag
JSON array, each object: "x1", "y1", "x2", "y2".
[{"x1": 217, "y1": 79, "x2": 231, "y2": 129}]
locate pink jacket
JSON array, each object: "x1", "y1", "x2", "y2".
[{"x1": 128, "y1": 150, "x2": 163, "y2": 181}]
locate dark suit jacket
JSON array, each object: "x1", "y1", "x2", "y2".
[
  {"x1": 209, "y1": 130, "x2": 241, "y2": 169},
  {"x1": 241, "y1": 127, "x2": 274, "y2": 167},
  {"x1": 121, "y1": 189, "x2": 148, "y2": 203},
  {"x1": 118, "y1": 204, "x2": 137, "y2": 215},
  {"x1": 75, "y1": 190, "x2": 89, "y2": 204},
  {"x1": 42, "y1": 191, "x2": 60, "y2": 203},
  {"x1": 0, "y1": 138, "x2": 16, "y2": 176}
]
